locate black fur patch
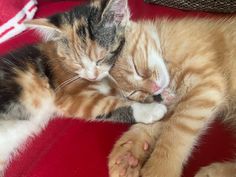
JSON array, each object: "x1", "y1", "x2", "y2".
[
  {"x1": 0, "y1": 45, "x2": 53, "y2": 118},
  {"x1": 105, "y1": 37, "x2": 125, "y2": 66},
  {"x1": 96, "y1": 106, "x2": 136, "y2": 123},
  {"x1": 76, "y1": 26, "x2": 87, "y2": 45},
  {"x1": 49, "y1": 14, "x2": 63, "y2": 27},
  {"x1": 76, "y1": 26, "x2": 87, "y2": 37}
]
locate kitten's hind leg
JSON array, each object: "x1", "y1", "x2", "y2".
[
  {"x1": 195, "y1": 162, "x2": 236, "y2": 177},
  {"x1": 109, "y1": 123, "x2": 161, "y2": 177}
]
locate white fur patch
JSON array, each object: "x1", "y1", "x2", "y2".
[
  {"x1": 91, "y1": 79, "x2": 111, "y2": 95},
  {"x1": 0, "y1": 96, "x2": 56, "y2": 173},
  {"x1": 147, "y1": 31, "x2": 170, "y2": 95},
  {"x1": 131, "y1": 102, "x2": 167, "y2": 124},
  {"x1": 76, "y1": 58, "x2": 109, "y2": 81}
]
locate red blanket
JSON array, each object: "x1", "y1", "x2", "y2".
[
  {"x1": 0, "y1": 0, "x2": 37, "y2": 44},
  {"x1": 1, "y1": 1, "x2": 236, "y2": 177}
]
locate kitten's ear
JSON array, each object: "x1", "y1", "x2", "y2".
[
  {"x1": 24, "y1": 19, "x2": 62, "y2": 41},
  {"x1": 101, "y1": 0, "x2": 130, "y2": 27}
]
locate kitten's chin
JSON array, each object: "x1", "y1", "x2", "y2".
[{"x1": 81, "y1": 72, "x2": 109, "y2": 82}]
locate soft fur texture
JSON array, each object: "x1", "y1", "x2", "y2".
[
  {"x1": 108, "y1": 17, "x2": 236, "y2": 177},
  {"x1": 25, "y1": 0, "x2": 129, "y2": 82},
  {"x1": 0, "y1": 0, "x2": 168, "y2": 175}
]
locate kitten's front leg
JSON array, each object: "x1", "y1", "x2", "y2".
[
  {"x1": 57, "y1": 81, "x2": 167, "y2": 124},
  {"x1": 99, "y1": 102, "x2": 167, "y2": 124},
  {"x1": 140, "y1": 84, "x2": 224, "y2": 177}
]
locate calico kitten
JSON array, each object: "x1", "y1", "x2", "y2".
[
  {"x1": 26, "y1": 0, "x2": 129, "y2": 82},
  {"x1": 109, "y1": 18, "x2": 236, "y2": 177},
  {"x1": 0, "y1": 0, "x2": 168, "y2": 175}
]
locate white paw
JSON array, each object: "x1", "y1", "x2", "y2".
[{"x1": 131, "y1": 102, "x2": 167, "y2": 124}]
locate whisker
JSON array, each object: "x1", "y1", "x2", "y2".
[
  {"x1": 9, "y1": 53, "x2": 18, "y2": 60},
  {"x1": 108, "y1": 74, "x2": 118, "y2": 86},
  {"x1": 107, "y1": 74, "x2": 127, "y2": 100},
  {"x1": 55, "y1": 75, "x2": 81, "y2": 92},
  {"x1": 1, "y1": 57, "x2": 16, "y2": 67}
]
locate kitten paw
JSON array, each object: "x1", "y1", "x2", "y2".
[
  {"x1": 195, "y1": 162, "x2": 236, "y2": 177},
  {"x1": 132, "y1": 103, "x2": 167, "y2": 124},
  {"x1": 109, "y1": 125, "x2": 155, "y2": 177}
]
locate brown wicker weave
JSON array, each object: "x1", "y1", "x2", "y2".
[{"x1": 144, "y1": 0, "x2": 236, "y2": 13}]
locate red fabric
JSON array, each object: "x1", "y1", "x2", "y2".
[
  {"x1": 1, "y1": 0, "x2": 236, "y2": 177},
  {"x1": 0, "y1": 0, "x2": 38, "y2": 43},
  {"x1": 0, "y1": 0, "x2": 33, "y2": 24}
]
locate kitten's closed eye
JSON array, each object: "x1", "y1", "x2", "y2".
[
  {"x1": 96, "y1": 58, "x2": 105, "y2": 66},
  {"x1": 127, "y1": 90, "x2": 154, "y2": 103}
]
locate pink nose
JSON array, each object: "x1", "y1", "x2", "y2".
[
  {"x1": 88, "y1": 76, "x2": 97, "y2": 81},
  {"x1": 152, "y1": 83, "x2": 160, "y2": 93}
]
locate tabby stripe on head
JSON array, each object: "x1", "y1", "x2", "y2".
[
  {"x1": 107, "y1": 38, "x2": 125, "y2": 66},
  {"x1": 76, "y1": 26, "x2": 87, "y2": 45}
]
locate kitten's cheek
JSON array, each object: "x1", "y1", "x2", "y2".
[{"x1": 143, "y1": 96, "x2": 154, "y2": 103}]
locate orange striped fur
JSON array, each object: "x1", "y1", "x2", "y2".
[{"x1": 109, "y1": 17, "x2": 236, "y2": 177}]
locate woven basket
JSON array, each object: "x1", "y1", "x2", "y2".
[{"x1": 144, "y1": 0, "x2": 236, "y2": 13}]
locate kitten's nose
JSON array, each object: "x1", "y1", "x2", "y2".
[{"x1": 88, "y1": 76, "x2": 97, "y2": 81}]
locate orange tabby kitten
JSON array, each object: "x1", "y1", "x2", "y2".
[{"x1": 108, "y1": 18, "x2": 236, "y2": 177}]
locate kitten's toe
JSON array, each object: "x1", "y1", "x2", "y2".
[
  {"x1": 109, "y1": 141, "x2": 141, "y2": 177},
  {"x1": 115, "y1": 151, "x2": 139, "y2": 177}
]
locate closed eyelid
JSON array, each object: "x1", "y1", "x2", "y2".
[
  {"x1": 96, "y1": 58, "x2": 105, "y2": 65},
  {"x1": 131, "y1": 57, "x2": 142, "y2": 77},
  {"x1": 128, "y1": 90, "x2": 136, "y2": 97},
  {"x1": 128, "y1": 90, "x2": 148, "y2": 97},
  {"x1": 131, "y1": 57, "x2": 151, "y2": 78}
]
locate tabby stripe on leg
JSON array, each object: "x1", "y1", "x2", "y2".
[{"x1": 96, "y1": 106, "x2": 135, "y2": 123}]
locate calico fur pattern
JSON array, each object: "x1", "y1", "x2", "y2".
[{"x1": 0, "y1": 0, "x2": 167, "y2": 175}]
